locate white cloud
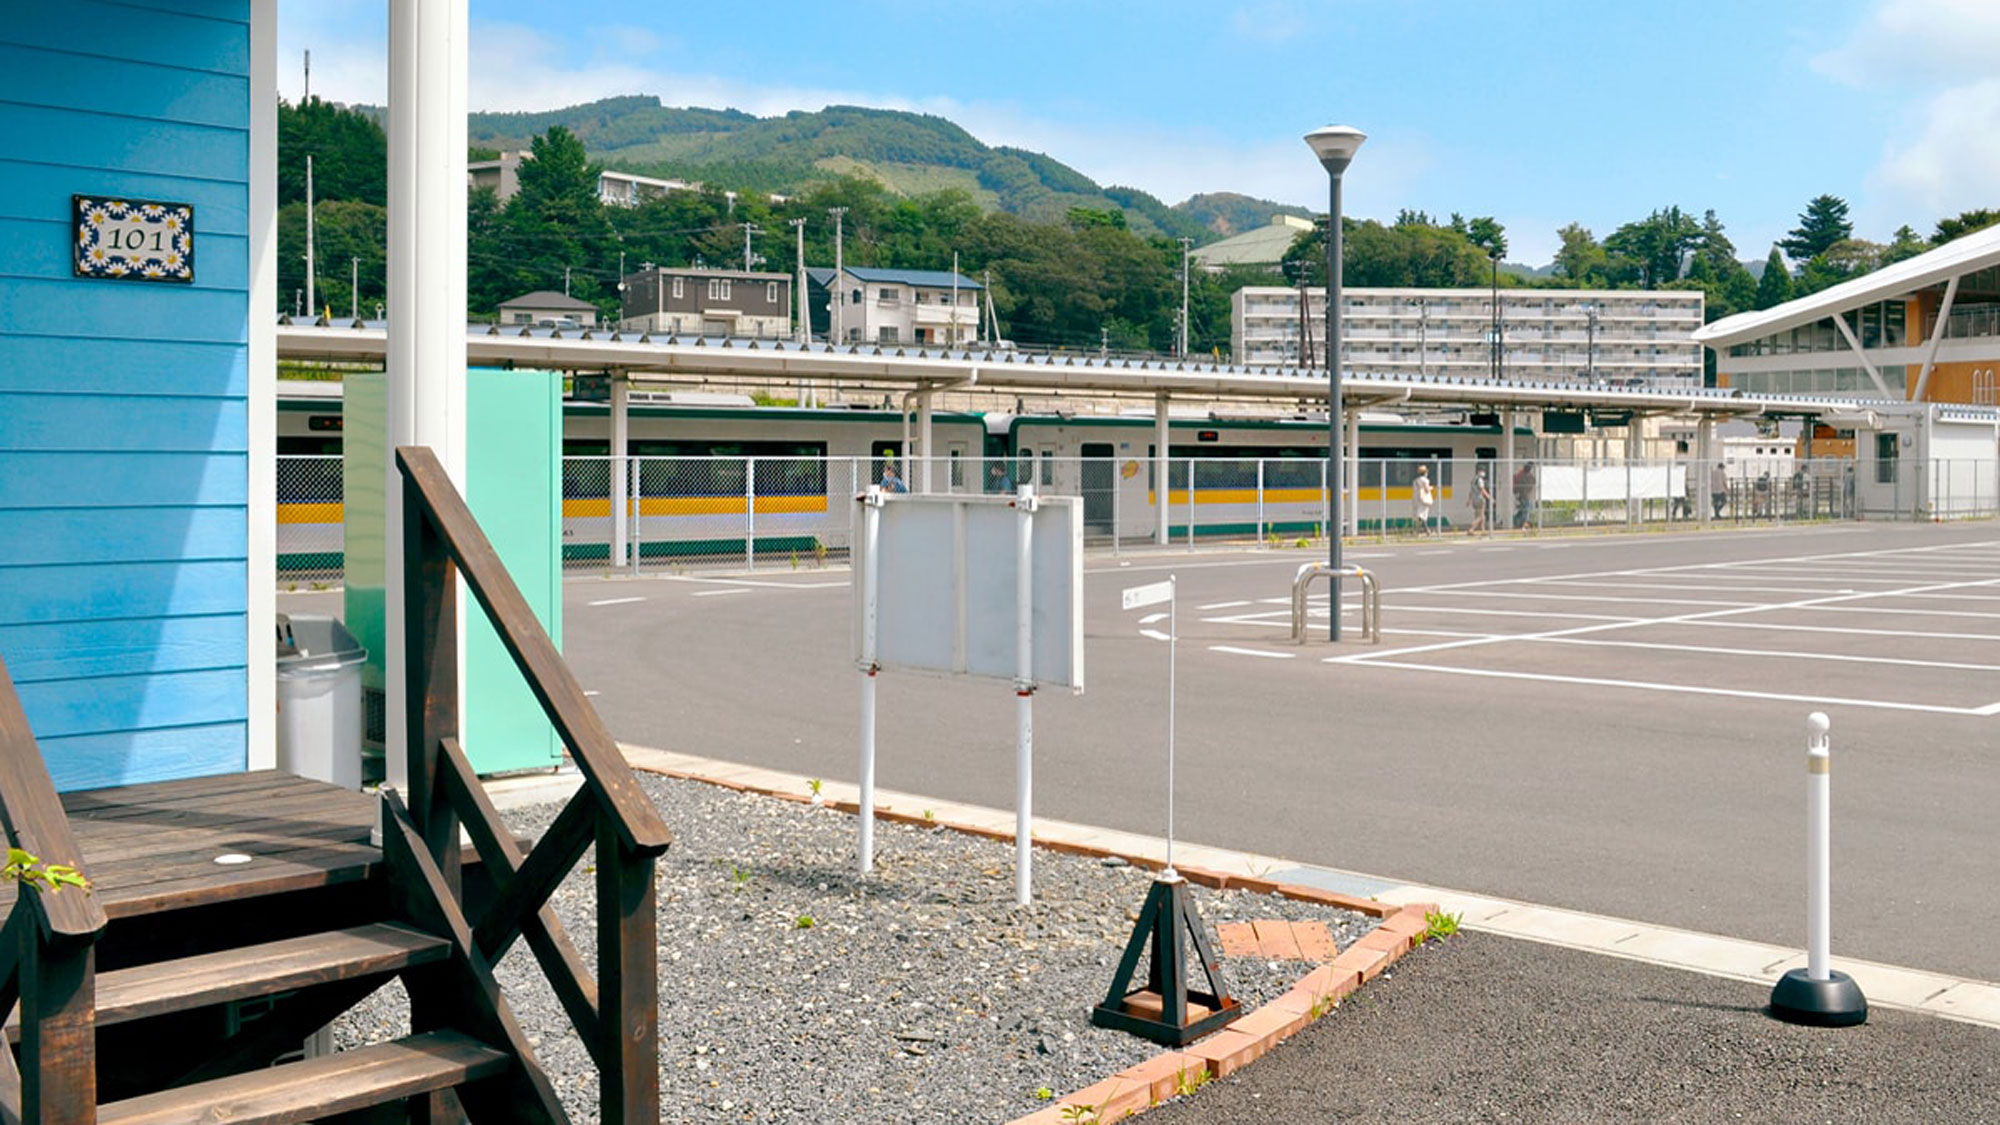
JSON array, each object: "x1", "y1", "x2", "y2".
[
  {"x1": 1810, "y1": 0, "x2": 2000, "y2": 236},
  {"x1": 1866, "y1": 77, "x2": 2000, "y2": 218},
  {"x1": 1812, "y1": 0, "x2": 2000, "y2": 87},
  {"x1": 1230, "y1": 2, "x2": 1310, "y2": 45}
]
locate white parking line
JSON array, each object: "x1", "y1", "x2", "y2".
[
  {"x1": 693, "y1": 588, "x2": 751, "y2": 597},
  {"x1": 1140, "y1": 629, "x2": 1172, "y2": 642},
  {"x1": 1534, "y1": 635, "x2": 2000, "y2": 673},
  {"x1": 1209, "y1": 646, "x2": 1295, "y2": 659},
  {"x1": 586, "y1": 596, "x2": 647, "y2": 606},
  {"x1": 1139, "y1": 612, "x2": 1168, "y2": 625},
  {"x1": 1327, "y1": 658, "x2": 1991, "y2": 716}
]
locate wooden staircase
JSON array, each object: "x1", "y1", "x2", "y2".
[{"x1": 0, "y1": 447, "x2": 673, "y2": 1124}]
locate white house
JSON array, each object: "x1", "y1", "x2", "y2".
[{"x1": 808, "y1": 266, "x2": 982, "y2": 347}]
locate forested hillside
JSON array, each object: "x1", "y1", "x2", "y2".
[{"x1": 281, "y1": 96, "x2": 2000, "y2": 358}]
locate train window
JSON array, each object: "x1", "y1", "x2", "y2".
[
  {"x1": 1039, "y1": 445, "x2": 1056, "y2": 486},
  {"x1": 948, "y1": 444, "x2": 966, "y2": 489}
]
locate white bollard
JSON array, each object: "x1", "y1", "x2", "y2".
[
  {"x1": 1768, "y1": 711, "x2": 1867, "y2": 1026},
  {"x1": 1805, "y1": 711, "x2": 1830, "y2": 982}
]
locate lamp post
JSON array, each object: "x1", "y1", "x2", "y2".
[
  {"x1": 1585, "y1": 302, "x2": 1599, "y2": 382},
  {"x1": 1489, "y1": 252, "x2": 1500, "y2": 381},
  {"x1": 1305, "y1": 125, "x2": 1365, "y2": 642}
]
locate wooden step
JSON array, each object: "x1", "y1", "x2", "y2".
[
  {"x1": 7, "y1": 923, "x2": 450, "y2": 1038},
  {"x1": 96, "y1": 1029, "x2": 512, "y2": 1125}
]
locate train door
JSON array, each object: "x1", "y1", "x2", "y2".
[
  {"x1": 947, "y1": 442, "x2": 968, "y2": 491},
  {"x1": 1080, "y1": 442, "x2": 1115, "y2": 532}
]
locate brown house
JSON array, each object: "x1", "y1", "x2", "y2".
[{"x1": 619, "y1": 267, "x2": 793, "y2": 339}]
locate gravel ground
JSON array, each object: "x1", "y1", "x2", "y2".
[
  {"x1": 1148, "y1": 932, "x2": 2000, "y2": 1124},
  {"x1": 336, "y1": 772, "x2": 1374, "y2": 1123}
]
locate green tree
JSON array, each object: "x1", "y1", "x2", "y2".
[
  {"x1": 1464, "y1": 216, "x2": 1507, "y2": 261},
  {"x1": 1603, "y1": 206, "x2": 1701, "y2": 288},
  {"x1": 1552, "y1": 223, "x2": 1609, "y2": 286},
  {"x1": 1754, "y1": 247, "x2": 1793, "y2": 309},
  {"x1": 1932, "y1": 208, "x2": 2000, "y2": 244},
  {"x1": 1796, "y1": 238, "x2": 1884, "y2": 295},
  {"x1": 1778, "y1": 194, "x2": 1852, "y2": 263},
  {"x1": 277, "y1": 97, "x2": 386, "y2": 208},
  {"x1": 278, "y1": 199, "x2": 386, "y2": 319},
  {"x1": 1882, "y1": 224, "x2": 1928, "y2": 265}
]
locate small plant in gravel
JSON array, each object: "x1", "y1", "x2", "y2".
[
  {"x1": 922, "y1": 808, "x2": 937, "y2": 824},
  {"x1": 1308, "y1": 989, "x2": 1341, "y2": 1020},
  {"x1": 794, "y1": 914, "x2": 815, "y2": 929},
  {"x1": 1034, "y1": 1087, "x2": 1054, "y2": 1101},
  {"x1": 806, "y1": 778, "x2": 824, "y2": 802},
  {"x1": 1058, "y1": 1104, "x2": 1100, "y2": 1124},
  {"x1": 1423, "y1": 909, "x2": 1462, "y2": 942},
  {"x1": 716, "y1": 860, "x2": 752, "y2": 891}
]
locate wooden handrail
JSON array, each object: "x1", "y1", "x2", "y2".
[
  {"x1": 0, "y1": 656, "x2": 104, "y2": 943},
  {"x1": 395, "y1": 446, "x2": 671, "y2": 856}
]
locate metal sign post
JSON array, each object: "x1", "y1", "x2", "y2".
[
  {"x1": 1013, "y1": 484, "x2": 1037, "y2": 906},
  {"x1": 856, "y1": 485, "x2": 884, "y2": 875},
  {"x1": 1094, "y1": 574, "x2": 1241, "y2": 1046}
]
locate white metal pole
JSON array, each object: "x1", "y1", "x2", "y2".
[
  {"x1": 745, "y1": 455, "x2": 757, "y2": 570},
  {"x1": 1806, "y1": 711, "x2": 1831, "y2": 981},
  {"x1": 1256, "y1": 458, "x2": 1266, "y2": 544},
  {"x1": 1345, "y1": 409, "x2": 1361, "y2": 538},
  {"x1": 858, "y1": 487, "x2": 883, "y2": 874},
  {"x1": 610, "y1": 376, "x2": 629, "y2": 569},
  {"x1": 1014, "y1": 483, "x2": 1037, "y2": 906}
]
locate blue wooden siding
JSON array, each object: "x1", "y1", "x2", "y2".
[{"x1": 0, "y1": 4, "x2": 253, "y2": 791}]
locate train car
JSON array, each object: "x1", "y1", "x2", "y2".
[
  {"x1": 558, "y1": 397, "x2": 987, "y2": 561},
  {"x1": 276, "y1": 384, "x2": 1531, "y2": 572},
  {"x1": 994, "y1": 412, "x2": 1530, "y2": 538}
]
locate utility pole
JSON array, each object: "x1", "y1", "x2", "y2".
[
  {"x1": 564, "y1": 265, "x2": 571, "y2": 297},
  {"x1": 789, "y1": 217, "x2": 807, "y2": 344},
  {"x1": 616, "y1": 249, "x2": 626, "y2": 323},
  {"x1": 303, "y1": 48, "x2": 309, "y2": 102},
  {"x1": 1100, "y1": 326, "x2": 1109, "y2": 359},
  {"x1": 828, "y1": 206, "x2": 848, "y2": 345},
  {"x1": 951, "y1": 251, "x2": 961, "y2": 348},
  {"x1": 350, "y1": 257, "x2": 358, "y2": 321},
  {"x1": 742, "y1": 221, "x2": 760, "y2": 272},
  {"x1": 304, "y1": 153, "x2": 316, "y2": 320},
  {"x1": 1178, "y1": 236, "x2": 1193, "y2": 358}
]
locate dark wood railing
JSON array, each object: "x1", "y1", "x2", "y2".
[
  {"x1": 0, "y1": 655, "x2": 107, "y2": 1125},
  {"x1": 398, "y1": 446, "x2": 672, "y2": 1125}
]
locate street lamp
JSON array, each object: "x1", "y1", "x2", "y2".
[{"x1": 1305, "y1": 124, "x2": 1365, "y2": 642}]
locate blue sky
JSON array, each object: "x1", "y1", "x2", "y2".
[{"x1": 282, "y1": 0, "x2": 2000, "y2": 266}]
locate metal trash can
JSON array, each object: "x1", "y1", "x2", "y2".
[{"x1": 275, "y1": 613, "x2": 368, "y2": 789}]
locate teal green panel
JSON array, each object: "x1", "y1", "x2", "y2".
[
  {"x1": 341, "y1": 374, "x2": 387, "y2": 695},
  {"x1": 464, "y1": 369, "x2": 563, "y2": 774}
]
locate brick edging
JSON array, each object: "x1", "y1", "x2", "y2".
[{"x1": 624, "y1": 757, "x2": 1439, "y2": 1123}]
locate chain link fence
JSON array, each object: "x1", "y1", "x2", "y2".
[
  {"x1": 278, "y1": 452, "x2": 2000, "y2": 584},
  {"x1": 276, "y1": 453, "x2": 344, "y2": 586}
]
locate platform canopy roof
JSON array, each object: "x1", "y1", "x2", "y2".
[{"x1": 1693, "y1": 223, "x2": 2000, "y2": 349}]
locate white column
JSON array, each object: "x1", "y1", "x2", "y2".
[
  {"x1": 918, "y1": 392, "x2": 934, "y2": 493},
  {"x1": 1698, "y1": 415, "x2": 1715, "y2": 528},
  {"x1": 1501, "y1": 409, "x2": 1517, "y2": 531},
  {"x1": 1155, "y1": 393, "x2": 1170, "y2": 545},
  {"x1": 1344, "y1": 408, "x2": 1361, "y2": 538},
  {"x1": 610, "y1": 375, "x2": 629, "y2": 567},
  {"x1": 245, "y1": 0, "x2": 278, "y2": 769},
  {"x1": 385, "y1": 0, "x2": 469, "y2": 796}
]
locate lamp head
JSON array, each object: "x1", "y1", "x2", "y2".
[{"x1": 1304, "y1": 126, "x2": 1367, "y2": 175}]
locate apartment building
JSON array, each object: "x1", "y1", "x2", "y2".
[
  {"x1": 807, "y1": 266, "x2": 982, "y2": 346},
  {"x1": 1232, "y1": 286, "x2": 1704, "y2": 385},
  {"x1": 468, "y1": 151, "x2": 693, "y2": 208},
  {"x1": 618, "y1": 267, "x2": 792, "y2": 338}
]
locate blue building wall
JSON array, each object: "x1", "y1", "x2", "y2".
[{"x1": 0, "y1": 2, "x2": 253, "y2": 790}]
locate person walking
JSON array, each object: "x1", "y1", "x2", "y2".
[
  {"x1": 1413, "y1": 464, "x2": 1437, "y2": 536},
  {"x1": 1469, "y1": 466, "x2": 1492, "y2": 533},
  {"x1": 1511, "y1": 461, "x2": 1536, "y2": 529},
  {"x1": 1709, "y1": 462, "x2": 1728, "y2": 518}
]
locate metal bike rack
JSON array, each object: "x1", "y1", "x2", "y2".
[{"x1": 1291, "y1": 562, "x2": 1379, "y2": 643}]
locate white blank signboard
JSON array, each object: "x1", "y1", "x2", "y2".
[{"x1": 852, "y1": 494, "x2": 1084, "y2": 690}]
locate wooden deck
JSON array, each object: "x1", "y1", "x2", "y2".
[{"x1": 0, "y1": 770, "x2": 380, "y2": 923}]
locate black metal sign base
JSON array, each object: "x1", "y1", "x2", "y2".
[
  {"x1": 1090, "y1": 875, "x2": 1242, "y2": 1046},
  {"x1": 1769, "y1": 967, "x2": 1868, "y2": 1027}
]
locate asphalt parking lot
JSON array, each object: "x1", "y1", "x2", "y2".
[{"x1": 560, "y1": 521, "x2": 2000, "y2": 984}]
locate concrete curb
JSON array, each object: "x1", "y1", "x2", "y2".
[{"x1": 609, "y1": 744, "x2": 1438, "y2": 1124}]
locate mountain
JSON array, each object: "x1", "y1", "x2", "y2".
[
  {"x1": 1176, "y1": 192, "x2": 1314, "y2": 237},
  {"x1": 463, "y1": 96, "x2": 1282, "y2": 243}
]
